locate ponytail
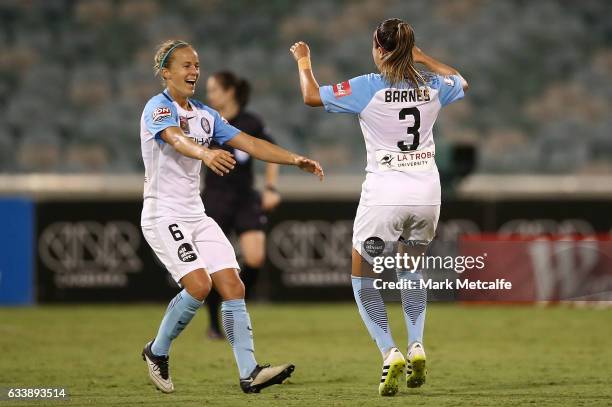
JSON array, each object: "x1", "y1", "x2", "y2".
[{"x1": 375, "y1": 19, "x2": 424, "y2": 88}]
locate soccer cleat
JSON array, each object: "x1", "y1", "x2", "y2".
[
  {"x1": 378, "y1": 348, "x2": 406, "y2": 396},
  {"x1": 142, "y1": 341, "x2": 174, "y2": 393},
  {"x1": 406, "y1": 341, "x2": 427, "y2": 388},
  {"x1": 240, "y1": 363, "x2": 295, "y2": 393}
]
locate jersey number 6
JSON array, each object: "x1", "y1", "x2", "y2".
[
  {"x1": 397, "y1": 107, "x2": 420, "y2": 152},
  {"x1": 168, "y1": 224, "x2": 184, "y2": 241}
]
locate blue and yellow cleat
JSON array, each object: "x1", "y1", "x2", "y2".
[
  {"x1": 406, "y1": 342, "x2": 427, "y2": 388},
  {"x1": 378, "y1": 348, "x2": 406, "y2": 396}
]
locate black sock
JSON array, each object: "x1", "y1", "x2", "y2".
[
  {"x1": 240, "y1": 265, "x2": 260, "y2": 300},
  {"x1": 205, "y1": 289, "x2": 222, "y2": 333}
]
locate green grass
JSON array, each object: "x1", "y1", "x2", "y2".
[{"x1": 1, "y1": 303, "x2": 611, "y2": 406}]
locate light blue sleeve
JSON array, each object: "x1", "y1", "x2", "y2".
[
  {"x1": 211, "y1": 109, "x2": 240, "y2": 145},
  {"x1": 436, "y1": 74, "x2": 465, "y2": 107},
  {"x1": 319, "y1": 74, "x2": 377, "y2": 114},
  {"x1": 143, "y1": 95, "x2": 179, "y2": 140}
]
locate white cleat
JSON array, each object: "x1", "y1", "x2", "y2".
[
  {"x1": 142, "y1": 341, "x2": 174, "y2": 393},
  {"x1": 378, "y1": 348, "x2": 406, "y2": 396},
  {"x1": 240, "y1": 363, "x2": 295, "y2": 393},
  {"x1": 406, "y1": 341, "x2": 427, "y2": 388}
]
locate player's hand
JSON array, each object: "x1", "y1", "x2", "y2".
[
  {"x1": 201, "y1": 148, "x2": 236, "y2": 176},
  {"x1": 294, "y1": 155, "x2": 324, "y2": 181},
  {"x1": 290, "y1": 41, "x2": 310, "y2": 61},
  {"x1": 262, "y1": 189, "x2": 281, "y2": 212}
]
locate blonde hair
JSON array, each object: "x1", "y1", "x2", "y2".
[
  {"x1": 153, "y1": 40, "x2": 191, "y2": 78},
  {"x1": 375, "y1": 19, "x2": 424, "y2": 88}
]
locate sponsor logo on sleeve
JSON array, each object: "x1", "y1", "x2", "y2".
[
  {"x1": 333, "y1": 80, "x2": 352, "y2": 98},
  {"x1": 152, "y1": 107, "x2": 172, "y2": 122},
  {"x1": 443, "y1": 77, "x2": 455, "y2": 87}
]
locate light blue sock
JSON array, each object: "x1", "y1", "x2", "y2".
[
  {"x1": 221, "y1": 299, "x2": 257, "y2": 379},
  {"x1": 151, "y1": 289, "x2": 202, "y2": 356},
  {"x1": 351, "y1": 276, "x2": 396, "y2": 357},
  {"x1": 397, "y1": 270, "x2": 427, "y2": 346}
]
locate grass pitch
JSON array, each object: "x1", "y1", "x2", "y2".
[{"x1": 1, "y1": 303, "x2": 611, "y2": 406}]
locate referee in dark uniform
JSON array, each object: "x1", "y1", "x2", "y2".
[{"x1": 203, "y1": 71, "x2": 281, "y2": 339}]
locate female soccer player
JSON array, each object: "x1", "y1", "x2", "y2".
[
  {"x1": 290, "y1": 18, "x2": 468, "y2": 396},
  {"x1": 202, "y1": 71, "x2": 280, "y2": 340},
  {"x1": 140, "y1": 39, "x2": 323, "y2": 394}
]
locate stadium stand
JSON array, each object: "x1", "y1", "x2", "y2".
[{"x1": 0, "y1": 0, "x2": 610, "y2": 176}]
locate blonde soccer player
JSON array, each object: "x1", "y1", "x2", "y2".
[
  {"x1": 140, "y1": 39, "x2": 323, "y2": 394},
  {"x1": 290, "y1": 18, "x2": 468, "y2": 396}
]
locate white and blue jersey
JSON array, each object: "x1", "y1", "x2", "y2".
[
  {"x1": 140, "y1": 90, "x2": 240, "y2": 226},
  {"x1": 320, "y1": 73, "x2": 464, "y2": 205}
]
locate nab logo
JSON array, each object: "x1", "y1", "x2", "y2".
[
  {"x1": 178, "y1": 243, "x2": 197, "y2": 262},
  {"x1": 333, "y1": 81, "x2": 352, "y2": 98}
]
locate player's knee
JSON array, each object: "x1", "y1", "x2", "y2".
[
  {"x1": 223, "y1": 278, "x2": 245, "y2": 300},
  {"x1": 185, "y1": 277, "x2": 212, "y2": 301}
]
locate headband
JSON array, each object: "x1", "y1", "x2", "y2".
[{"x1": 159, "y1": 41, "x2": 188, "y2": 69}]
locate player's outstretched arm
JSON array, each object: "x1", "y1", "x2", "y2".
[
  {"x1": 412, "y1": 47, "x2": 469, "y2": 92},
  {"x1": 227, "y1": 132, "x2": 324, "y2": 180},
  {"x1": 160, "y1": 126, "x2": 236, "y2": 176},
  {"x1": 290, "y1": 41, "x2": 323, "y2": 107}
]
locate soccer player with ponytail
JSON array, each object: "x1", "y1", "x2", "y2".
[
  {"x1": 140, "y1": 40, "x2": 323, "y2": 394},
  {"x1": 290, "y1": 18, "x2": 468, "y2": 396}
]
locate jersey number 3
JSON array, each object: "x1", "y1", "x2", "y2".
[{"x1": 397, "y1": 107, "x2": 420, "y2": 151}]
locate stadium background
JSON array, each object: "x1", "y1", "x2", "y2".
[{"x1": 1, "y1": 0, "x2": 611, "y2": 405}]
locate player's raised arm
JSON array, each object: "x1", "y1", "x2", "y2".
[
  {"x1": 412, "y1": 47, "x2": 469, "y2": 92},
  {"x1": 226, "y1": 132, "x2": 324, "y2": 180},
  {"x1": 289, "y1": 41, "x2": 323, "y2": 107},
  {"x1": 160, "y1": 126, "x2": 236, "y2": 176}
]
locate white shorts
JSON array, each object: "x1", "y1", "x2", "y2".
[
  {"x1": 142, "y1": 216, "x2": 240, "y2": 283},
  {"x1": 353, "y1": 204, "x2": 440, "y2": 259}
]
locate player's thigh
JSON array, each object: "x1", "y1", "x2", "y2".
[
  {"x1": 141, "y1": 220, "x2": 208, "y2": 285},
  {"x1": 352, "y1": 205, "x2": 407, "y2": 276},
  {"x1": 352, "y1": 204, "x2": 406, "y2": 257},
  {"x1": 400, "y1": 205, "x2": 440, "y2": 247},
  {"x1": 192, "y1": 216, "x2": 240, "y2": 275},
  {"x1": 235, "y1": 190, "x2": 267, "y2": 267},
  {"x1": 397, "y1": 205, "x2": 440, "y2": 266},
  {"x1": 239, "y1": 231, "x2": 266, "y2": 268}
]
